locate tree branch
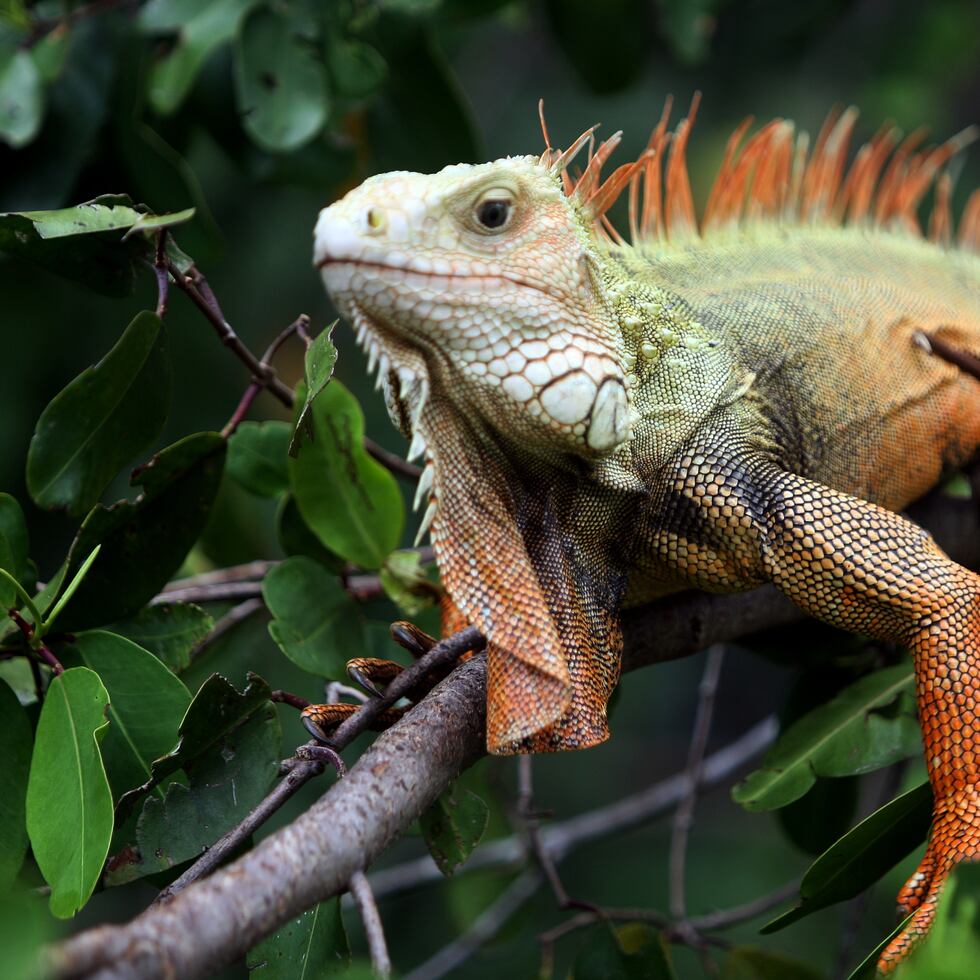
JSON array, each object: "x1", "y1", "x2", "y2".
[{"x1": 49, "y1": 480, "x2": 979, "y2": 979}]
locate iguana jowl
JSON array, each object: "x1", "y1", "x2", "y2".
[{"x1": 310, "y1": 98, "x2": 980, "y2": 970}]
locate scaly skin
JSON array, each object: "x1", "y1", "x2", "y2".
[{"x1": 312, "y1": 105, "x2": 980, "y2": 971}]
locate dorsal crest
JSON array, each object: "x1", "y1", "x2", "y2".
[{"x1": 539, "y1": 95, "x2": 980, "y2": 252}]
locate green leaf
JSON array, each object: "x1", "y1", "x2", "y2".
[
  {"x1": 114, "y1": 671, "x2": 274, "y2": 819},
  {"x1": 263, "y1": 555, "x2": 364, "y2": 678},
  {"x1": 26, "y1": 311, "x2": 171, "y2": 518},
  {"x1": 721, "y1": 946, "x2": 824, "y2": 980},
  {"x1": 0, "y1": 196, "x2": 194, "y2": 296},
  {"x1": 574, "y1": 923, "x2": 677, "y2": 980},
  {"x1": 276, "y1": 495, "x2": 345, "y2": 572},
  {"x1": 326, "y1": 37, "x2": 387, "y2": 100},
  {"x1": 107, "y1": 673, "x2": 280, "y2": 882},
  {"x1": 49, "y1": 432, "x2": 227, "y2": 631},
  {"x1": 247, "y1": 899, "x2": 350, "y2": 978},
  {"x1": 0, "y1": 493, "x2": 30, "y2": 609},
  {"x1": 762, "y1": 780, "x2": 932, "y2": 933},
  {"x1": 380, "y1": 549, "x2": 436, "y2": 616},
  {"x1": 732, "y1": 665, "x2": 918, "y2": 811},
  {"x1": 0, "y1": 46, "x2": 42, "y2": 148},
  {"x1": 141, "y1": 0, "x2": 262, "y2": 115},
  {"x1": 0, "y1": 679, "x2": 32, "y2": 890},
  {"x1": 109, "y1": 603, "x2": 214, "y2": 673},
  {"x1": 235, "y1": 6, "x2": 330, "y2": 152},
  {"x1": 5, "y1": 196, "x2": 193, "y2": 239},
  {"x1": 59, "y1": 631, "x2": 191, "y2": 798},
  {"x1": 227, "y1": 420, "x2": 291, "y2": 498},
  {"x1": 419, "y1": 787, "x2": 489, "y2": 876},
  {"x1": 26, "y1": 668, "x2": 113, "y2": 917},
  {"x1": 289, "y1": 324, "x2": 338, "y2": 457},
  {"x1": 289, "y1": 380, "x2": 403, "y2": 569},
  {"x1": 41, "y1": 546, "x2": 100, "y2": 634}
]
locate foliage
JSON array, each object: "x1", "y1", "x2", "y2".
[{"x1": 0, "y1": 0, "x2": 977, "y2": 978}]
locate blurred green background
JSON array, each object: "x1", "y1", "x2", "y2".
[{"x1": 2, "y1": 0, "x2": 978, "y2": 977}]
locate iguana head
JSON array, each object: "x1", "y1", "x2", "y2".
[{"x1": 314, "y1": 154, "x2": 632, "y2": 460}]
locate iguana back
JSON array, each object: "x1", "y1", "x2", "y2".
[
  {"x1": 310, "y1": 98, "x2": 980, "y2": 972},
  {"x1": 623, "y1": 228, "x2": 980, "y2": 508}
]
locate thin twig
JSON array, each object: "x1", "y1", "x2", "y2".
[
  {"x1": 516, "y1": 756, "x2": 586, "y2": 911},
  {"x1": 271, "y1": 689, "x2": 311, "y2": 711},
  {"x1": 10, "y1": 609, "x2": 63, "y2": 674},
  {"x1": 162, "y1": 560, "x2": 278, "y2": 592},
  {"x1": 188, "y1": 597, "x2": 264, "y2": 663},
  {"x1": 321, "y1": 626, "x2": 486, "y2": 750},
  {"x1": 151, "y1": 582, "x2": 263, "y2": 605},
  {"x1": 402, "y1": 870, "x2": 542, "y2": 980},
  {"x1": 364, "y1": 439, "x2": 422, "y2": 482},
  {"x1": 149, "y1": 627, "x2": 486, "y2": 907},
  {"x1": 153, "y1": 231, "x2": 169, "y2": 318},
  {"x1": 669, "y1": 645, "x2": 725, "y2": 921},
  {"x1": 350, "y1": 871, "x2": 392, "y2": 979},
  {"x1": 221, "y1": 315, "x2": 310, "y2": 438},
  {"x1": 151, "y1": 753, "x2": 328, "y2": 906},
  {"x1": 687, "y1": 879, "x2": 802, "y2": 931}
]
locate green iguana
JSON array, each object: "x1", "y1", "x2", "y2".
[{"x1": 305, "y1": 97, "x2": 980, "y2": 971}]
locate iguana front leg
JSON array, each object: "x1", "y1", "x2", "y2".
[{"x1": 668, "y1": 450, "x2": 980, "y2": 971}]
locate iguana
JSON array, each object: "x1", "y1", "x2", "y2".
[{"x1": 306, "y1": 96, "x2": 980, "y2": 971}]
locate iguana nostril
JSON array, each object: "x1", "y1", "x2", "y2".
[{"x1": 365, "y1": 207, "x2": 385, "y2": 233}]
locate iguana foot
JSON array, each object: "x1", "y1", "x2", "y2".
[
  {"x1": 877, "y1": 789, "x2": 980, "y2": 973},
  {"x1": 300, "y1": 701, "x2": 408, "y2": 740}
]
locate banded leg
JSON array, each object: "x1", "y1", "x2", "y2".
[{"x1": 752, "y1": 467, "x2": 980, "y2": 971}]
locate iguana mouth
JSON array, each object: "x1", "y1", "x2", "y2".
[{"x1": 318, "y1": 256, "x2": 567, "y2": 302}]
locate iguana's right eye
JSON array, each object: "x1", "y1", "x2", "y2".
[{"x1": 474, "y1": 189, "x2": 514, "y2": 232}]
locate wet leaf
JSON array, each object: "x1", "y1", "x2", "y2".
[
  {"x1": 419, "y1": 787, "x2": 488, "y2": 876},
  {"x1": 247, "y1": 899, "x2": 350, "y2": 978},
  {"x1": 108, "y1": 673, "x2": 280, "y2": 882},
  {"x1": 235, "y1": 6, "x2": 330, "y2": 152},
  {"x1": 289, "y1": 380, "x2": 403, "y2": 569},
  {"x1": 733, "y1": 665, "x2": 918, "y2": 811},
  {"x1": 49, "y1": 432, "x2": 226, "y2": 631},
  {"x1": 289, "y1": 323, "x2": 338, "y2": 457},
  {"x1": 115, "y1": 671, "x2": 274, "y2": 820},
  {"x1": 109, "y1": 603, "x2": 214, "y2": 673},
  {"x1": 26, "y1": 311, "x2": 171, "y2": 518},
  {"x1": 762, "y1": 780, "x2": 932, "y2": 933},
  {"x1": 0, "y1": 679, "x2": 32, "y2": 890},
  {"x1": 0, "y1": 196, "x2": 194, "y2": 296},
  {"x1": 26, "y1": 668, "x2": 112, "y2": 917},
  {"x1": 59, "y1": 631, "x2": 191, "y2": 799},
  {"x1": 263, "y1": 555, "x2": 364, "y2": 678},
  {"x1": 227, "y1": 420, "x2": 291, "y2": 498}
]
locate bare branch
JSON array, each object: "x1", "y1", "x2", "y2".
[
  {"x1": 50, "y1": 655, "x2": 489, "y2": 980},
  {"x1": 350, "y1": 871, "x2": 392, "y2": 980},
  {"x1": 151, "y1": 581, "x2": 263, "y2": 605},
  {"x1": 161, "y1": 561, "x2": 278, "y2": 592},
  {"x1": 669, "y1": 645, "x2": 725, "y2": 920},
  {"x1": 49, "y1": 473, "x2": 978, "y2": 980}
]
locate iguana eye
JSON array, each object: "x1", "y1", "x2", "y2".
[{"x1": 474, "y1": 190, "x2": 513, "y2": 231}]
